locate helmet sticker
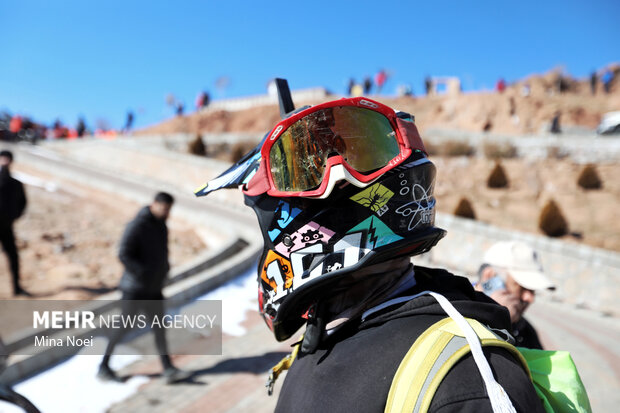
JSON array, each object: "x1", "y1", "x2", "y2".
[
  {"x1": 260, "y1": 250, "x2": 294, "y2": 302},
  {"x1": 347, "y1": 216, "x2": 403, "y2": 249},
  {"x1": 290, "y1": 232, "x2": 370, "y2": 289},
  {"x1": 350, "y1": 183, "x2": 394, "y2": 216},
  {"x1": 267, "y1": 200, "x2": 303, "y2": 241},
  {"x1": 275, "y1": 221, "x2": 335, "y2": 257},
  {"x1": 395, "y1": 172, "x2": 436, "y2": 231}
]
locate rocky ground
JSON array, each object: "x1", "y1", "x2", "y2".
[{"x1": 0, "y1": 166, "x2": 205, "y2": 300}]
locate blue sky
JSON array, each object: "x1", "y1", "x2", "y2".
[{"x1": 1, "y1": 0, "x2": 618, "y2": 130}]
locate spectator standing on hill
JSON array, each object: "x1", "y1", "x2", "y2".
[
  {"x1": 346, "y1": 78, "x2": 355, "y2": 96},
  {"x1": 425, "y1": 76, "x2": 432, "y2": 96},
  {"x1": 496, "y1": 78, "x2": 506, "y2": 93},
  {"x1": 76, "y1": 117, "x2": 87, "y2": 137},
  {"x1": 123, "y1": 111, "x2": 134, "y2": 134},
  {"x1": 195, "y1": 91, "x2": 210, "y2": 110},
  {"x1": 521, "y1": 82, "x2": 531, "y2": 97},
  {"x1": 97, "y1": 192, "x2": 190, "y2": 384},
  {"x1": 476, "y1": 241, "x2": 555, "y2": 349},
  {"x1": 590, "y1": 72, "x2": 597, "y2": 95},
  {"x1": 350, "y1": 82, "x2": 364, "y2": 97},
  {"x1": 363, "y1": 76, "x2": 373, "y2": 94},
  {"x1": 397, "y1": 84, "x2": 413, "y2": 97},
  {"x1": 374, "y1": 69, "x2": 387, "y2": 93},
  {"x1": 602, "y1": 69, "x2": 613, "y2": 94},
  {"x1": 8, "y1": 116, "x2": 22, "y2": 141},
  {"x1": 550, "y1": 111, "x2": 561, "y2": 134},
  {"x1": 0, "y1": 151, "x2": 28, "y2": 296},
  {"x1": 52, "y1": 120, "x2": 68, "y2": 139}
]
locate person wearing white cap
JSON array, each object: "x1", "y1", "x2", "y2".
[{"x1": 476, "y1": 241, "x2": 555, "y2": 349}]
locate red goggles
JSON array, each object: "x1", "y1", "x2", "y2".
[{"x1": 245, "y1": 97, "x2": 427, "y2": 198}]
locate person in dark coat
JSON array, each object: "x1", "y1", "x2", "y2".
[
  {"x1": 0, "y1": 150, "x2": 28, "y2": 296},
  {"x1": 476, "y1": 241, "x2": 555, "y2": 350},
  {"x1": 98, "y1": 192, "x2": 190, "y2": 384}
]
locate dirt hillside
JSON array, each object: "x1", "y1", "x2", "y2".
[
  {"x1": 138, "y1": 65, "x2": 620, "y2": 136},
  {"x1": 133, "y1": 66, "x2": 620, "y2": 254}
]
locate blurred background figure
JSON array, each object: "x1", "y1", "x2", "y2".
[
  {"x1": 52, "y1": 119, "x2": 68, "y2": 139},
  {"x1": 521, "y1": 82, "x2": 531, "y2": 97},
  {"x1": 602, "y1": 68, "x2": 614, "y2": 94},
  {"x1": 496, "y1": 78, "x2": 506, "y2": 93},
  {"x1": 195, "y1": 90, "x2": 210, "y2": 110},
  {"x1": 590, "y1": 71, "x2": 598, "y2": 95},
  {"x1": 350, "y1": 82, "x2": 363, "y2": 97},
  {"x1": 123, "y1": 111, "x2": 134, "y2": 134},
  {"x1": 0, "y1": 150, "x2": 28, "y2": 296},
  {"x1": 397, "y1": 83, "x2": 413, "y2": 97},
  {"x1": 9, "y1": 115, "x2": 22, "y2": 141},
  {"x1": 346, "y1": 78, "x2": 355, "y2": 96},
  {"x1": 374, "y1": 69, "x2": 387, "y2": 93},
  {"x1": 76, "y1": 117, "x2": 87, "y2": 137},
  {"x1": 550, "y1": 111, "x2": 562, "y2": 134},
  {"x1": 476, "y1": 241, "x2": 555, "y2": 349},
  {"x1": 98, "y1": 192, "x2": 190, "y2": 384},
  {"x1": 175, "y1": 102, "x2": 184, "y2": 117},
  {"x1": 425, "y1": 76, "x2": 432, "y2": 96},
  {"x1": 363, "y1": 76, "x2": 372, "y2": 94}
]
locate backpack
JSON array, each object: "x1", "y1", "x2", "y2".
[
  {"x1": 267, "y1": 291, "x2": 591, "y2": 413},
  {"x1": 385, "y1": 313, "x2": 591, "y2": 412}
]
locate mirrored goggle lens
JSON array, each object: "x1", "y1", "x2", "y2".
[{"x1": 269, "y1": 106, "x2": 400, "y2": 192}]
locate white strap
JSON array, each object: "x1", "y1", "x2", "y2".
[{"x1": 426, "y1": 291, "x2": 517, "y2": 413}]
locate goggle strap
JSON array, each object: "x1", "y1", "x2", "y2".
[
  {"x1": 396, "y1": 117, "x2": 427, "y2": 155},
  {"x1": 244, "y1": 159, "x2": 271, "y2": 195}
]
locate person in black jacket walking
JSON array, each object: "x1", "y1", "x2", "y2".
[
  {"x1": 97, "y1": 192, "x2": 190, "y2": 384},
  {"x1": 0, "y1": 150, "x2": 28, "y2": 296}
]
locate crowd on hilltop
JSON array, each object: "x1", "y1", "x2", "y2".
[
  {"x1": 347, "y1": 65, "x2": 618, "y2": 99},
  {"x1": 495, "y1": 66, "x2": 617, "y2": 97},
  {"x1": 0, "y1": 110, "x2": 138, "y2": 144},
  {"x1": 0, "y1": 87, "x2": 214, "y2": 145},
  {"x1": 346, "y1": 69, "x2": 395, "y2": 97},
  {"x1": 2, "y1": 65, "x2": 617, "y2": 145}
]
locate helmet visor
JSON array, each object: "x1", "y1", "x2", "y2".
[{"x1": 269, "y1": 106, "x2": 400, "y2": 192}]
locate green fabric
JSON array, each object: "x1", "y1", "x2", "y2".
[{"x1": 517, "y1": 347, "x2": 592, "y2": 413}]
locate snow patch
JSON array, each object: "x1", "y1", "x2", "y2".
[
  {"x1": 0, "y1": 340, "x2": 147, "y2": 413},
  {"x1": 197, "y1": 266, "x2": 257, "y2": 336}
]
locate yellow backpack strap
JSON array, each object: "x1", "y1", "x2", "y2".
[
  {"x1": 266, "y1": 336, "x2": 303, "y2": 395},
  {"x1": 385, "y1": 317, "x2": 530, "y2": 413}
]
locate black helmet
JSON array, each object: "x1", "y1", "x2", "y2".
[{"x1": 196, "y1": 86, "x2": 445, "y2": 341}]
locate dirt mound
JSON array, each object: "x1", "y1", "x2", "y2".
[
  {"x1": 577, "y1": 164, "x2": 603, "y2": 190},
  {"x1": 487, "y1": 162, "x2": 509, "y2": 188},
  {"x1": 539, "y1": 199, "x2": 569, "y2": 237},
  {"x1": 454, "y1": 197, "x2": 476, "y2": 219}
]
